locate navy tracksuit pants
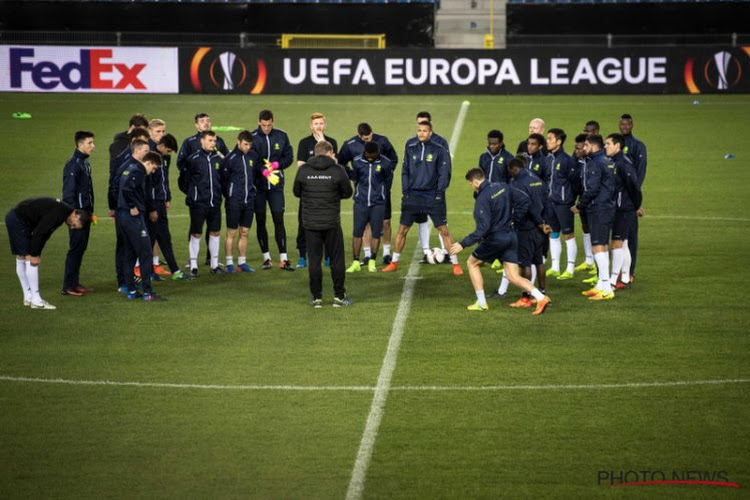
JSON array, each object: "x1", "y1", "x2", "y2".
[
  {"x1": 63, "y1": 223, "x2": 90, "y2": 290},
  {"x1": 117, "y1": 210, "x2": 153, "y2": 294}
]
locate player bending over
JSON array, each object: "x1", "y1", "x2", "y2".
[{"x1": 450, "y1": 168, "x2": 550, "y2": 314}]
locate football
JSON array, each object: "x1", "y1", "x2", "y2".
[{"x1": 432, "y1": 247, "x2": 446, "y2": 264}]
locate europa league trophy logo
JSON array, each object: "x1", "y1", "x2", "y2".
[
  {"x1": 713, "y1": 51, "x2": 731, "y2": 90},
  {"x1": 218, "y1": 52, "x2": 237, "y2": 90}
]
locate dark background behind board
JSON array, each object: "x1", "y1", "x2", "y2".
[{"x1": 0, "y1": 1, "x2": 435, "y2": 47}]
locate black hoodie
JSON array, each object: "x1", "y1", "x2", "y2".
[{"x1": 293, "y1": 155, "x2": 353, "y2": 230}]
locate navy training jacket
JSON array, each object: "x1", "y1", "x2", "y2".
[
  {"x1": 181, "y1": 149, "x2": 223, "y2": 208},
  {"x1": 547, "y1": 147, "x2": 576, "y2": 206},
  {"x1": 460, "y1": 180, "x2": 516, "y2": 248},
  {"x1": 252, "y1": 127, "x2": 293, "y2": 191},
  {"x1": 176, "y1": 132, "x2": 228, "y2": 174},
  {"x1": 576, "y1": 149, "x2": 617, "y2": 212},
  {"x1": 338, "y1": 134, "x2": 398, "y2": 168},
  {"x1": 478, "y1": 147, "x2": 514, "y2": 184},
  {"x1": 510, "y1": 168, "x2": 547, "y2": 231},
  {"x1": 612, "y1": 152, "x2": 643, "y2": 212},
  {"x1": 117, "y1": 163, "x2": 148, "y2": 213},
  {"x1": 62, "y1": 149, "x2": 94, "y2": 212},
  {"x1": 401, "y1": 138, "x2": 451, "y2": 198},
  {"x1": 350, "y1": 155, "x2": 393, "y2": 207},
  {"x1": 221, "y1": 147, "x2": 260, "y2": 205}
]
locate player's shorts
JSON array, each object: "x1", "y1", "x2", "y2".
[
  {"x1": 612, "y1": 210, "x2": 636, "y2": 241},
  {"x1": 588, "y1": 208, "x2": 615, "y2": 246},
  {"x1": 517, "y1": 228, "x2": 545, "y2": 267},
  {"x1": 254, "y1": 189, "x2": 285, "y2": 214},
  {"x1": 189, "y1": 206, "x2": 222, "y2": 234},
  {"x1": 353, "y1": 203, "x2": 385, "y2": 238},
  {"x1": 548, "y1": 204, "x2": 575, "y2": 235},
  {"x1": 5, "y1": 209, "x2": 31, "y2": 256},
  {"x1": 399, "y1": 195, "x2": 447, "y2": 228},
  {"x1": 225, "y1": 200, "x2": 255, "y2": 230},
  {"x1": 472, "y1": 231, "x2": 518, "y2": 265},
  {"x1": 578, "y1": 208, "x2": 589, "y2": 229}
]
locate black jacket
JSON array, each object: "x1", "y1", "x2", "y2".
[
  {"x1": 293, "y1": 155, "x2": 353, "y2": 230},
  {"x1": 12, "y1": 197, "x2": 74, "y2": 257},
  {"x1": 62, "y1": 149, "x2": 94, "y2": 212},
  {"x1": 118, "y1": 163, "x2": 148, "y2": 213}
]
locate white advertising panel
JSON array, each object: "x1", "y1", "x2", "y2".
[{"x1": 0, "y1": 45, "x2": 179, "y2": 93}]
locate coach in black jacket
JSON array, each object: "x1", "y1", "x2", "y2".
[{"x1": 293, "y1": 141, "x2": 353, "y2": 307}]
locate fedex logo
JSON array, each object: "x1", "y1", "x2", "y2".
[
  {"x1": 0, "y1": 45, "x2": 179, "y2": 93},
  {"x1": 10, "y1": 48, "x2": 145, "y2": 90}
]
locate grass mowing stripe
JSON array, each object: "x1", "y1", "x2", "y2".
[
  {"x1": 345, "y1": 248, "x2": 422, "y2": 500},
  {"x1": 2, "y1": 213, "x2": 748, "y2": 224},
  {"x1": 1, "y1": 375, "x2": 748, "y2": 392}
]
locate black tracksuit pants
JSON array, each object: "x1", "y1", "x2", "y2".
[
  {"x1": 147, "y1": 202, "x2": 179, "y2": 273},
  {"x1": 117, "y1": 210, "x2": 153, "y2": 294},
  {"x1": 63, "y1": 222, "x2": 90, "y2": 289},
  {"x1": 305, "y1": 226, "x2": 345, "y2": 300}
]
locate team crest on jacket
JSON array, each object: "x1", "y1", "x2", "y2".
[
  {"x1": 215, "y1": 162, "x2": 220, "y2": 169},
  {"x1": 623, "y1": 146, "x2": 630, "y2": 154},
  {"x1": 556, "y1": 163, "x2": 561, "y2": 170},
  {"x1": 274, "y1": 143, "x2": 280, "y2": 150},
  {"x1": 498, "y1": 158, "x2": 504, "y2": 164},
  {"x1": 375, "y1": 165, "x2": 381, "y2": 172},
  {"x1": 426, "y1": 153, "x2": 433, "y2": 162}
]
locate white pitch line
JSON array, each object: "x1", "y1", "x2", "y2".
[
  {"x1": 345, "y1": 99, "x2": 473, "y2": 500},
  {"x1": 345, "y1": 247, "x2": 422, "y2": 500},
  {"x1": 1, "y1": 375, "x2": 748, "y2": 392}
]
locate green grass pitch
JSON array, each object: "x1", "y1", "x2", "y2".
[{"x1": 0, "y1": 93, "x2": 748, "y2": 498}]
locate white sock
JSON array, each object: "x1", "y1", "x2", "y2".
[
  {"x1": 364, "y1": 247, "x2": 372, "y2": 258},
  {"x1": 610, "y1": 248, "x2": 623, "y2": 283},
  {"x1": 153, "y1": 256, "x2": 160, "y2": 266},
  {"x1": 226, "y1": 256, "x2": 234, "y2": 267},
  {"x1": 530, "y1": 288, "x2": 545, "y2": 301},
  {"x1": 423, "y1": 247, "x2": 431, "y2": 256},
  {"x1": 209, "y1": 235, "x2": 220, "y2": 268},
  {"x1": 392, "y1": 252, "x2": 401, "y2": 263},
  {"x1": 438, "y1": 232, "x2": 447, "y2": 252},
  {"x1": 26, "y1": 261, "x2": 41, "y2": 303},
  {"x1": 549, "y1": 237, "x2": 561, "y2": 272},
  {"x1": 498, "y1": 276, "x2": 509, "y2": 295},
  {"x1": 383, "y1": 244, "x2": 391, "y2": 256},
  {"x1": 621, "y1": 240, "x2": 632, "y2": 283},
  {"x1": 418, "y1": 222, "x2": 430, "y2": 251},
  {"x1": 583, "y1": 233, "x2": 593, "y2": 265},
  {"x1": 263, "y1": 252, "x2": 271, "y2": 261},
  {"x1": 565, "y1": 238, "x2": 578, "y2": 274},
  {"x1": 450, "y1": 254, "x2": 458, "y2": 265},
  {"x1": 238, "y1": 256, "x2": 247, "y2": 265},
  {"x1": 475, "y1": 289, "x2": 487, "y2": 307},
  {"x1": 16, "y1": 260, "x2": 30, "y2": 299},
  {"x1": 531, "y1": 265, "x2": 537, "y2": 286},
  {"x1": 189, "y1": 235, "x2": 201, "y2": 269},
  {"x1": 280, "y1": 252, "x2": 288, "y2": 262},
  {"x1": 594, "y1": 251, "x2": 612, "y2": 293}
]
